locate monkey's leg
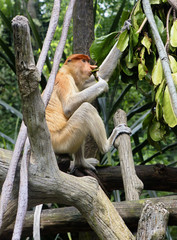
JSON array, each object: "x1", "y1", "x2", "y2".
[
  {"x1": 72, "y1": 143, "x2": 98, "y2": 171},
  {"x1": 50, "y1": 102, "x2": 109, "y2": 155}
]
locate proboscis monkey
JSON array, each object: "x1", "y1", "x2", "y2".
[{"x1": 46, "y1": 54, "x2": 121, "y2": 170}]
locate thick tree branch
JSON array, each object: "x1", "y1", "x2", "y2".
[
  {"x1": 137, "y1": 201, "x2": 169, "y2": 240},
  {"x1": 1, "y1": 150, "x2": 177, "y2": 193},
  {"x1": 2, "y1": 196, "x2": 177, "y2": 239},
  {"x1": 113, "y1": 109, "x2": 143, "y2": 200},
  {"x1": 142, "y1": 0, "x2": 177, "y2": 117}
]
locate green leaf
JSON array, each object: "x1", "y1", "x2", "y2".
[
  {"x1": 132, "y1": 1, "x2": 145, "y2": 32},
  {"x1": 155, "y1": 81, "x2": 165, "y2": 120},
  {"x1": 141, "y1": 34, "x2": 151, "y2": 54},
  {"x1": 152, "y1": 58, "x2": 163, "y2": 85},
  {"x1": 90, "y1": 32, "x2": 117, "y2": 66},
  {"x1": 138, "y1": 63, "x2": 147, "y2": 80},
  {"x1": 163, "y1": 86, "x2": 177, "y2": 127},
  {"x1": 117, "y1": 29, "x2": 129, "y2": 52},
  {"x1": 0, "y1": 10, "x2": 12, "y2": 32},
  {"x1": 121, "y1": 60, "x2": 134, "y2": 76},
  {"x1": 149, "y1": 119, "x2": 166, "y2": 141},
  {"x1": 0, "y1": 38, "x2": 15, "y2": 66},
  {"x1": 155, "y1": 80, "x2": 166, "y2": 105},
  {"x1": 169, "y1": 55, "x2": 177, "y2": 73},
  {"x1": 143, "y1": 112, "x2": 153, "y2": 129},
  {"x1": 155, "y1": 80, "x2": 166, "y2": 120},
  {"x1": 125, "y1": 54, "x2": 138, "y2": 69},
  {"x1": 150, "y1": 0, "x2": 161, "y2": 4},
  {"x1": 0, "y1": 99, "x2": 22, "y2": 119},
  {"x1": 0, "y1": 52, "x2": 15, "y2": 73},
  {"x1": 170, "y1": 20, "x2": 177, "y2": 47},
  {"x1": 172, "y1": 73, "x2": 177, "y2": 84},
  {"x1": 134, "y1": 0, "x2": 142, "y2": 15},
  {"x1": 154, "y1": 15, "x2": 164, "y2": 36},
  {"x1": 138, "y1": 47, "x2": 147, "y2": 80}
]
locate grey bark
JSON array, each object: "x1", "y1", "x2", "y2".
[
  {"x1": 113, "y1": 109, "x2": 144, "y2": 200},
  {"x1": 137, "y1": 201, "x2": 169, "y2": 240},
  {"x1": 2, "y1": 196, "x2": 177, "y2": 239}
]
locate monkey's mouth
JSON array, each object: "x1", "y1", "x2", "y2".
[{"x1": 91, "y1": 68, "x2": 99, "y2": 80}]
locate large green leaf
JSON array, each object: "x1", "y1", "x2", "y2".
[
  {"x1": 117, "y1": 29, "x2": 129, "y2": 52},
  {"x1": 149, "y1": 119, "x2": 166, "y2": 141},
  {"x1": 90, "y1": 32, "x2": 117, "y2": 65},
  {"x1": 138, "y1": 47, "x2": 147, "y2": 80},
  {"x1": 169, "y1": 55, "x2": 177, "y2": 73},
  {"x1": 132, "y1": 0, "x2": 145, "y2": 32},
  {"x1": 154, "y1": 15, "x2": 164, "y2": 36},
  {"x1": 141, "y1": 34, "x2": 151, "y2": 55},
  {"x1": 170, "y1": 20, "x2": 177, "y2": 47},
  {"x1": 163, "y1": 86, "x2": 177, "y2": 127},
  {"x1": 152, "y1": 58, "x2": 163, "y2": 85}
]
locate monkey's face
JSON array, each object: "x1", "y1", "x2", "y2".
[
  {"x1": 68, "y1": 59, "x2": 97, "y2": 88},
  {"x1": 77, "y1": 59, "x2": 97, "y2": 79}
]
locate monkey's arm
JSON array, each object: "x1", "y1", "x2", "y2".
[{"x1": 61, "y1": 77, "x2": 108, "y2": 118}]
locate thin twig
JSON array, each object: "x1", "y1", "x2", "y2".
[
  {"x1": 136, "y1": 17, "x2": 147, "y2": 34},
  {"x1": 142, "y1": 0, "x2": 177, "y2": 117}
]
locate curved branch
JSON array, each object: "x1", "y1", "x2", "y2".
[{"x1": 142, "y1": 0, "x2": 177, "y2": 117}]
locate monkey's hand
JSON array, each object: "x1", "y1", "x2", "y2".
[{"x1": 98, "y1": 76, "x2": 109, "y2": 92}]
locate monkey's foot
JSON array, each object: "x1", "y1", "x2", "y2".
[{"x1": 70, "y1": 158, "x2": 98, "y2": 176}]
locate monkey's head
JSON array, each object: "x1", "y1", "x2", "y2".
[{"x1": 64, "y1": 54, "x2": 97, "y2": 89}]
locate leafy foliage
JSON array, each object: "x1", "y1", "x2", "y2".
[{"x1": 90, "y1": 0, "x2": 177, "y2": 157}]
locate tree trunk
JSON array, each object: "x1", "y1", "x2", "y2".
[{"x1": 73, "y1": 0, "x2": 94, "y2": 55}]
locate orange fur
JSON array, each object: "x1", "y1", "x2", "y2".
[{"x1": 45, "y1": 54, "x2": 119, "y2": 170}]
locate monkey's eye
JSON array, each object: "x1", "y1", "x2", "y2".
[
  {"x1": 67, "y1": 59, "x2": 71, "y2": 63},
  {"x1": 82, "y1": 59, "x2": 86, "y2": 63}
]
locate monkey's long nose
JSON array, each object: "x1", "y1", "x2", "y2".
[{"x1": 90, "y1": 65, "x2": 97, "y2": 70}]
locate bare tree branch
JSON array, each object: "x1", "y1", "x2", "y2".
[{"x1": 2, "y1": 196, "x2": 177, "y2": 239}]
